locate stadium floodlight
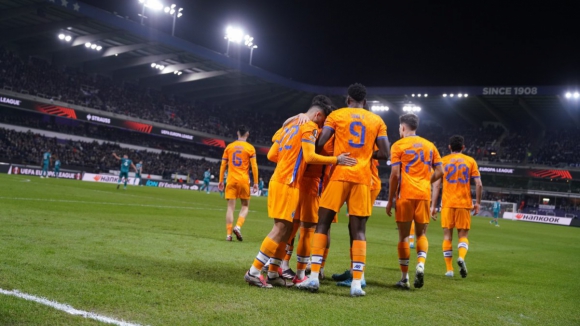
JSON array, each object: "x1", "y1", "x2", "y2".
[
  {"x1": 424, "y1": 94, "x2": 428, "y2": 97},
  {"x1": 249, "y1": 45, "x2": 258, "y2": 65},
  {"x1": 225, "y1": 26, "x2": 244, "y2": 56},
  {"x1": 412, "y1": 94, "x2": 415, "y2": 97},
  {"x1": 443, "y1": 94, "x2": 447, "y2": 97},
  {"x1": 464, "y1": 93, "x2": 468, "y2": 97},
  {"x1": 151, "y1": 63, "x2": 156, "y2": 67},
  {"x1": 458, "y1": 93, "x2": 463, "y2": 98},
  {"x1": 58, "y1": 34, "x2": 65, "y2": 40},
  {"x1": 371, "y1": 105, "x2": 389, "y2": 112},
  {"x1": 566, "y1": 92, "x2": 572, "y2": 99},
  {"x1": 574, "y1": 92, "x2": 580, "y2": 99},
  {"x1": 64, "y1": 35, "x2": 72, "y2": 42},
  {"x1": 85, "y1": 42, "x2": 91, "y2": 47},
  {"x1": 90, "y1": 44, "x2": 97, "y2": 49},
  {"x1": 450, "y1": 94, "x2": 454, "y2": 97},
  {"x1": 418, "y1": 94, "x2": 422, "y2": 97},
  {"x1": 139, "y1": 0, "x2": 164, "y2": 25},
  {"x1": 96, "y1": 46, "x2": 102, "y2": 51},
  {"x1": 163, "y1": 4, "x2": 183, "y2": 36},
  {"x1": 402, "y1": 104, "x2": 421, "y2": 112}
]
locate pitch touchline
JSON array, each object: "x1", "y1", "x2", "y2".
[
  {"x1": 0, "y1": 288, "x2": 145, "y2": 326},
  {"x1": 0, "y1": 197, "x2": 226, "y2": 211}
]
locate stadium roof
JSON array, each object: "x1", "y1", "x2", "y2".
[{"x1": 2, "y1": 0, "x2": 579, "y2": 128}]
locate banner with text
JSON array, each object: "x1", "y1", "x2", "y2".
[
  {"x1": 8, "y1": 165, "x2": 82, "y2": 180},
  {"x1": 503, "y1": 212, "x2": 572, "y2": 226},
  {"x1": 82, "y1": 173, "x2": 139, "y2": 185}
]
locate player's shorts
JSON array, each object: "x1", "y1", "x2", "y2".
[
  {"x1": 268, "y1": 180, "x2": 300, "y2": 222},
  {"x1": 320, "y1": 181, "x2": 371, "y2": 217},
  {"x1": 441, "y1": 207, "x2": 471, "y2": 230},
  {"x1": 119, "y1": 171, "x2": 129, "y2": 179},
  {"x1": 370, "y1": 188, "x2": 381, "y2": 204},
  {"x1": 295, "y1": 177, "x2": 320, "y2": 223},
  {"x1": 225, "y1": 181, "x2": 250, "y2": 200},
  {"x1": 42, "y1": 163, "x2": 49, "y2": 170},
  {"x1": 135, "y1": 173, "x2": 141, "y2": 179},
  {"x1": 493, "y1": 211, "x2": 500, "y2": 218},
  {"x1": 395, "y1": 198, "x2": 430, "y2": 224}
]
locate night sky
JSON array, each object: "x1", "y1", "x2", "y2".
[{"x1": 81, "y1": 0, "x2": 579, "y2": 87}]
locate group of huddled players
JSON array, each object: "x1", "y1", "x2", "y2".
[{"x1": 218, "y1": 83, "x2": 484, "y2": 297}]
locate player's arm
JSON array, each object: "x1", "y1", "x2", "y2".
[
  {"x1": 282, "y1": 113, "x2": 309, "y2": 127},
  {"x1": 219, "y1": 149, "x2": 228, "y2": 184},
  {"x1": 302, "y1": 140, "x2": 355, "y2": 166},
  {"x1": 316, "y1": 126, "x2": 335, "y2": 153},
  {"x1": 472, "y1": 161, "x2": 483, "y2": 214},
  {"x1": 112, "y1": 153, "x2": 121, "y2": 160},
  {"x1": 431, "y1": 179, "x2": 442, "y2": 218},
  {"x1": 430, "y1": 147, "x2": 444, "y2": 183},
  {"x1": 131, "y1": 163, "x2": 137, "y2": 172},
  {"x1": 250, "y1": 155, "x2": 259, "y2": 192},
  {"x1": 267, "y1": 141, "x2": 280, "y2": 163},
  {"x1": 386, "y1": 163, "x2": 400, "y2": 217},
  {"x1": 373, "y1": 138, "x2": 391, "y2": 160}
]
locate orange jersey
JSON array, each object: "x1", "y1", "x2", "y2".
[
  {"x1": 323, "y1": 108, "x2": 388, "y2": 185},
  {"x1": 270, "y1": 120, "x2": 319, "y2": 187},
  {"x1": 391, "y1": 135, "x2": 441, "y2": 200},
  {"x1": 220, "y1": 140, "x2": 258, "y2": 184},
  {"x1": 441, "y1": 153, "x2": 480, "y2": 209},
  {"x1": 370, "y1": 159, "x2": 381, "y2": 190},
  {"x1": 303, "y1": 134, "x2": 334, "y2": 179}
]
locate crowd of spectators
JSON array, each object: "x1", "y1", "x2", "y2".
[
  {"x1": 531, "y1": 129, "x2": 580, "y2": 167},
  {"x1": 0, "y1": 127, "x2": 272, "y2": 182},
  {"x1": 0, "y1": 48, "x2": 286, "y2": 145}
]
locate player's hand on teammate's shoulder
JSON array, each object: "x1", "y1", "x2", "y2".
[
  {"x1": 296, "y1": 113, "x2": 310, "y2": 125},
  {"x1": 336, "y1": 152, "x2": 357, "y2": 166}
]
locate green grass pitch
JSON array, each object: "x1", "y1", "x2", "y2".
[{"x1": 0, "y1": 174, "x2": 578, "y2": 325}]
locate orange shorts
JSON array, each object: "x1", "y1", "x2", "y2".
[
  {"x1": 370, "y1": 188, "x2": 381, "y2": 204},
  {"x1": 267, "y1": 180, "x2": 300, "y2": 222},
  {"x1": 225, "y1": 181, "x2": 250, "y2": 200},
  {"x1": 295, "y1": 177, "x2": 320, "y2": 223},
  {"x1": 320, "y1": 181, "x2": 371, "y2": 217},
  {"x1": 395, "y1": 198, "x2": 430, "y2": 224},
  {"x1": 441, "y1": 207, "x2": 471, "y2": 230}
]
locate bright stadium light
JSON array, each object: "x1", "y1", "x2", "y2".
[
  {"x1": 566, "y1": 92, "x2": 572, "y2": 99},
  {"x1": 151, "y1": 63, "x2": 156, "y2": 67},
  {"x1": 464, "y1": 93, "x2": 468, "y2": 97},
  {"x1": 424, "y1": 94, "x2": 428, "y2": 97},
  {"x1": 85, "y1": 42, "x2": 91, "y2": 47},
  {"x1": 418, "y1": 94, "x2": 422, "y2": 97},
  {"x1": 575, "y1": 92, "x2": 580, "y2": 99},
  {"x1": 443, "y1": 94, "x2": 447, "y2": 97},
  {"x1": 96, "y1": 46, "x2": 102, "y2": 51},
  {"x1": 90, "y1": 44, "x2": 97, "y2": 49},
  {"x1": 458, "y1": 93, "x2": 463, "y2": 98},
  {"x1": 58, "y1": 33, "x2": 65, "y2": 40},
  {"x1": 450, "y1": 94, "x2": 454, "y2": 97},
  {"x1": 371, "y1": 105, "x2": 389, "y2": 112},
  {"x1": 412, "y1": 94, "x2": 415, "y2": 97},
  {"x1": 225, "y1": 26, "x2": 244, "y2": 56},
  {"x1": 163, "y1": 4, "x2": 183, "y2": 36},
  {"x1": 139, "y1": 0, "x2": 164, "y2": 25},
  {"x1": 403, "y1": 104, "x2": 421, "y2": 112}
]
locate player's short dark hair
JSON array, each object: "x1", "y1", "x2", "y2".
[
  {"x1": 310, "y1": 101, "x2": 333, "y2": 117},
  {"x1": 311, "y1": 95, "x2": 333, "y2": 107},
  {"x1": 449, "y1": 135, "x2": 464, "y2": 152},
  {"x1": 347, "y1": 83, "x2": 367, "y2": 102},
  {"x1": 238, "y1": 125, "x2": 248, "y2": 136},
  {"x1": 399, "y1": 113, "x2": 419, "y2": 131}
]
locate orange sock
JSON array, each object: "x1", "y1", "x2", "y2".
[
  {"x1": 350, "y1": 247, "x2": 353, "y2": 269},
  {"x1": 235, "y1": 216, "x2": 245, "y2": 228},
  {"x1": 321, "y1": 248, "x2": 329, "y2": 269},
  {"x1": 397, "y1": 242, "x2": 410, "y2": 274},
  {"x1": 351, "y1": 240, "x2": 366, "y2": 280},
  {"x1": 268, "y1": 241, "x2": 288, "y2": 272},
  {"x1": 310, "y1": 233, "x2": 328, "y2": 276},
  {"x1": 458, "y1": 237, "x2": 469, "y2": 260},
  {"x1": 284, "y1": 222, "x2": 300, "y2": 262},
  {"x1": 296, "y1": 227, "x2": 313, "y2": 270},
  {"x1": 226, "y1": 223, "x2": 232, "y2": 236},
  {"x1": 417, "y1": 235, "x2": 428, "y2": 265},
  {"x1": 443, "y1": 239, "x2": 453, "y2": 271},
  {"x1": 251, "y1": 236, "x2": 279, "y2": 272}
]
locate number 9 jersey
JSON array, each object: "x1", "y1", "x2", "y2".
[
  {"x1": 323, "y1": 108, "x2": 388, "y2": 186},
  {"x1": 390, "y1": 136, "x2": 442, "y2": 200}
]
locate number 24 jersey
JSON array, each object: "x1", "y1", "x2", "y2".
[
  {"x1": 323, "y1": 108, "x2": 388, "y2": 186},
  {"x1": 391, "y1": 135, "x2": 442, "y2": 200}
]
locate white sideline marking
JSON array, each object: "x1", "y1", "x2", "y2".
[
  {"x1": 0, "y1": 288, "x2": 146, "y2": 326},
  {"x1": 0, "y1": 197, "x2": 225, "y2": 211}
]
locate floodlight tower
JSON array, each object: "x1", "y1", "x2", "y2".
[
  {"x1": 224, "y1": 26, "x2": 244, "y2": 56},
  {"x1": 164, "y1": 4, "x2": 183, "y2": 36},
  {"x1": 244, "y1": 35, "x2": 257, "y2": 65},
  {"x1": 139, "y1": 0, "x2": 163, "y2": 25}
]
